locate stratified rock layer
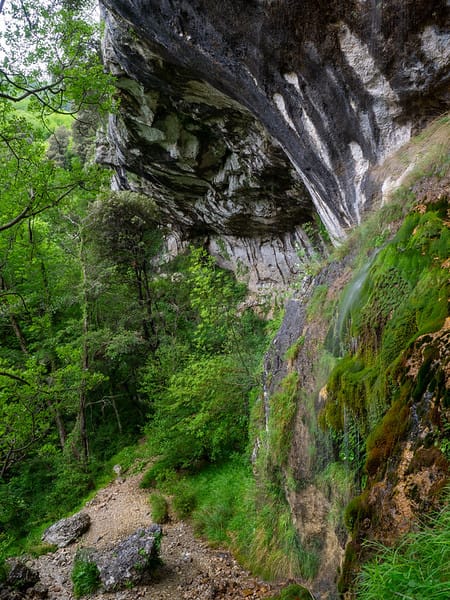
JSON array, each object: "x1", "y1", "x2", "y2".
[{"x1": 99, "y1": 0, "x2": 449, "y2": 248}]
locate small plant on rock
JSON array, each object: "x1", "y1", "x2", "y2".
[{"x1": 71, "y1": 555, "x2": 100, "y2": 598}]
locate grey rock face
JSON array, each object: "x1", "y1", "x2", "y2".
[
  {"x1": 0, "y1": 585, "x2": 23, "y2": 600},
  {"x1": 99, "y1": 0, "x2": 449, "y2": 246},
  {"x1": 80, "y1": 525, "x2": 162, "y2": 591},
  {"x1": 5, "y1": 559, "x2": 40, "y2": 591},
  {"x1": 41, "y1": 512, "x2": 90, "y2": 548}
]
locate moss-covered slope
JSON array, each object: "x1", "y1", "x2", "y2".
[{"x1": 259, "y1": 114, "x2": 449, "y2": 597}]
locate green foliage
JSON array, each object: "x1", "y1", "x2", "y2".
[
  {"x1": 267, "y1": 372, "x2": 299, "y2": 466},
  {"x1": 164, "y1": 458, "x2": 318, "y2": 581},
  {"x1": 356, "y1": 501, "x2": 450, "y2": 600},
  {"x1": 0, "y1": 1, "x2": 114, "y2": 114},
  {"x1": 147, "y1": 354, "x2": 253, "y2": 470},
  {"x1": 268, "y1": 583, "x2": 314, "y2": 600},
  {"x1": 140, "y1": 246, "x2": 267, "y2": 474},
  {"x1": 71, "y1": 555, "x2": 100, "y2": 598},
  {"x1": 0, "y1": 0, "x2": 260, "y2": 572},
  {"x1": 148, "y1": 492, "x2": 169, "y2": 524},
  {"x1": 187, "y1": 247, "x2": 247, "y2": 352}
]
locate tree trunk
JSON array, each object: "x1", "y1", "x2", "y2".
[{"x1": 79, "y1": 234, "x2": 90, "y2": 466}]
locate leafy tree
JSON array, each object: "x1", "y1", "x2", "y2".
[
  {"x1": 140, "y1": 247, "x2": 267, "y2": 474},
  {"x1": 0, "y1": 0, "x2": 114, "y2": 231},
  {"x1": 148, "y1": 354, "x2": 253, "y2": 468},
  {"x1": 0, "y1": 360, "x2": 52, "y2": 478},
  {"x1": 85, "y1": 192, "x2": 163, "y2": 348}
]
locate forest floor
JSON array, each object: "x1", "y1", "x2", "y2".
[{"x1": 31, "y1": 473, "x2": 278, "y2": 599}]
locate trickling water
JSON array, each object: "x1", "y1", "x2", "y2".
[
  {"x1": 368, "y1": 0, "x2": 382, "y2": 57},
  {"x1": 329, "y1": 249, "x2": 380, "y2": 357}
]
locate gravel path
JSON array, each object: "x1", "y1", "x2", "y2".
[{"x1": 31, "y1": 473, "x2": 277, "y2": 599}]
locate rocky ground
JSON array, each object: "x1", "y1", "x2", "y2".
[{"x1": 30, "y1": 473, "x2": 278, "y2": 599}]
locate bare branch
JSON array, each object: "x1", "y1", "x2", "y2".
[{"x1": 0, "y1": 68, "x2": 65, "y2": 103}]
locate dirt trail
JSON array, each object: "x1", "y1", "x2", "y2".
[{"x1": 32, "y1": 473, "x2": 277, "y2": 599}]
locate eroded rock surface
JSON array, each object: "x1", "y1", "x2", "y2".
[
  {"x1": 88, "y1": 525, "x2": 162, "y2": 591},
  {"x1": 42, "y1": 512, "x2": 91, "y2": 548},
  {"x1": 99, "y1": 0, "x2": 449, "y2": 249}
]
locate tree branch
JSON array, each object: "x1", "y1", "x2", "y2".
[
  {"x1": 0, "y1": 205, "x2": 30, "y2": 232},
  {"x1": 0, "y1": 370, "x2": 31, "y2": 386},
  {"x1": 0, "y1": 68, "x2": 65, "y2": 103}
]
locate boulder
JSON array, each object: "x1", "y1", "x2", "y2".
[
  {"x1": 5, "y1": 558, "x2": 39, "y2": 591},
  {"x1": 0, "y1": 585, "x2": 23, "y2": 600},
  {"x1": 86, "y1": 525, "x2": 162, "y2": 591},
  {"x1": 42, "y1": 511, "x2": 90, "y2": 548},
  {"x1": 25, "y1": 582, "x2": 48, "y2": 599}
]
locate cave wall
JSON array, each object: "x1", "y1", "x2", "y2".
[{"x1": 99, "y1": 0, "x2": 449, "y2": 255}]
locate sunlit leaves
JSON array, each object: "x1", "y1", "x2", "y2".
[{"x1": 0, "y1": 0, "x2": 114, "y2": 115}]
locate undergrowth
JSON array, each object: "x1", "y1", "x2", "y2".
[
  {"x1": 268, "y1": 583, "x2": 314, "y2": 600},
  {"x1": 356, "y1": 500, "x2": 450, "y2": 600},
  {"x1": 71, "y1": 555, "x2": 101, "y2": 598},
  {"x1": 148, "y1": 492, "x2": 169, "y2": 523},
  {"x1": 156, "y1": 456, "x2": 317, "y2": 581}
]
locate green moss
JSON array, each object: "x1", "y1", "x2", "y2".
[
  {"x1": 365, "y1": 399, "x2": 410, "y2": 478},
  {"x1": 306, "y1": 284, "x2": 330, "y2": 320},
  {"x1": 344, "y1": 490, "x2": 371, "y2": 533},
  {"x1": 268, "y1": 372, "x2": 299, "y2": 466},
  {"x1": 319, "y1": 356, "x2": 382, "y2": 456},
  {"x1": 319, "y1": 200, "x2": 448, "y2": 486},
  {"x1": 268, "y1": 583, "x2": 314, "y2": 600},
  {"x1": 284, "y1": 336, "x2": 305, "y2": 362}
]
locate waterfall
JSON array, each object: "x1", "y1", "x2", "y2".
[{"x1": 328, "y1": 249, "x2": 380, "y2": 357}]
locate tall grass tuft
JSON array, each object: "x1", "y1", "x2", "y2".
[
  {"x1": 172, "y1": 457, "x2": 317, "y2": 581},
  {"x1": 356, "y1": 500, "x2": 450, "y2": 599}
]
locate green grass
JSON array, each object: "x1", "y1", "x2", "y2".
[
  {"x1": 165, "y1": 456, "x2": 318, "y2": 581},
  {"x1": 71, "y1": 555, "x2": 101, "y2": 598},
  {"x1": 268, "y1": 583, "x2": 314, "y2": 600},
  {"x1": 356, "y1": 501, "x2": 450, "y2": 599},
  {"x1": 148, "y1": 492, "x2": 169, "y2": 523}
]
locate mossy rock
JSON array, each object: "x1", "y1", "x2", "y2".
[
  {"x1": 268, "y1": 583, "x2": 314, "y2": 600},
  {"x1": 365, "y1": 399, "x2": 410, "y2": 478}
]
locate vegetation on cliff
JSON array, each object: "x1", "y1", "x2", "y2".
[{"x1": 0, "y1": 2, "x2": 448, "y2": 599}]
